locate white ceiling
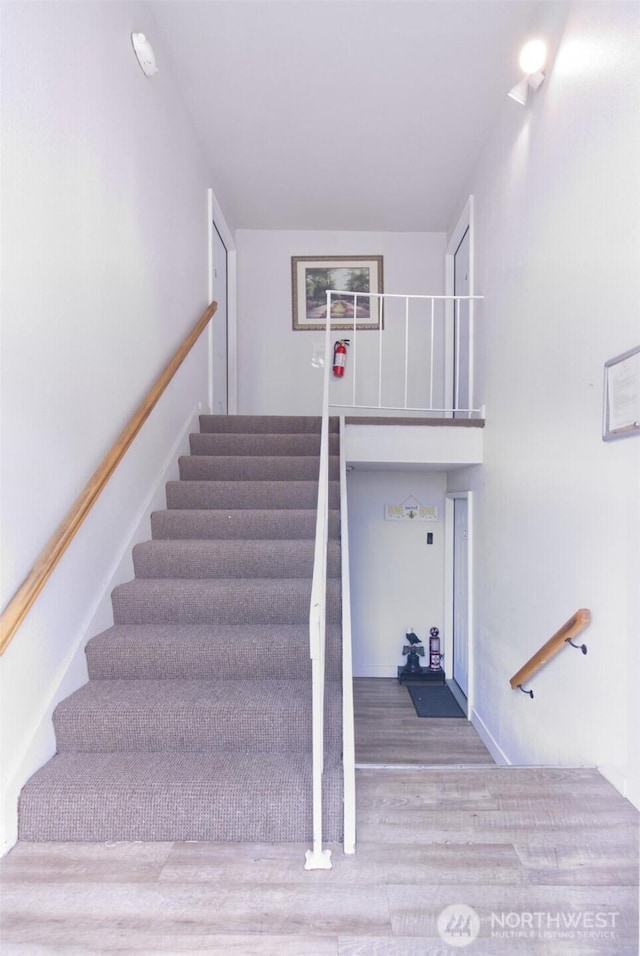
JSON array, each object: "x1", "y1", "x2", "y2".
[{"x1": 151, "y1": 1, "x2": 547, "y2": 233}]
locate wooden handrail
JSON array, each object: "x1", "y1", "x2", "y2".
[
  {"x1": 509, "y1": 608, "x2": 591, "y2": 690},
  {"x1": 0, "y1": 301, "x2": 217, "y2": 655}
]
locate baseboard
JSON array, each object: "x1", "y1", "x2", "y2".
[
  {"x1": 77, "y1": 401, "x2": 204, "y2": 640},
  {"x1": 446, "y1": 679, "x2": 468, "y2": 716},
  {"x1": 352, "y1": 666, "x2": 399, "y2": 678},
  {"x1": 0, "y1": 401, "x2": 203, "y2": 855},
  {"x1": 469, "y1": 707, "x2": 511, "y2": 766},
  {"x1": 598, "y1": 764, "x2": 640, "y2": 810}
]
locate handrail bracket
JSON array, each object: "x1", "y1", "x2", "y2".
[{"x1": 509, "y1": 608, "x2": 591, "y2": 697}]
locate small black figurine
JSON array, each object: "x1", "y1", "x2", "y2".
[{"x1": 400, "y1": 629, "x2": 425, "y2": 675}]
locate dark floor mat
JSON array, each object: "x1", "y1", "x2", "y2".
[{"x1": 407, "y1": 683, "x2": 466, "y2": 718}]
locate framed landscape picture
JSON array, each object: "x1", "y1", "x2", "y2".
[{"x1": 291, "y1": 255, "x2": 384, "y2": 331}]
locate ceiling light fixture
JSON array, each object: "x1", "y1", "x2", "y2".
[
  {"x1": 508, "y1": 39, "x2": 547, "y2": 106},
  {"x1": 131, "y1": 32, "x2": 158, "y2": 77}
]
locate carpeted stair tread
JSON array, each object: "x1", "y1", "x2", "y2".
[
  {"x1": 190, "y1": 432, "x2": 339, "y2": 457},
  {"x1": 19, "y1": 414, "x2": 345, "y2": 844},
  {"x1": 111, "y1": 577, "x2": 342, "y2": 625},
  {"x1": 150, "y1": 508, "x2": 340, "y2": 541},
  {"x1": 53, "y1": 679, "x2": 341, "y2": 754},
  {"x1": 178, "y1": 455, "x2": 339, "y2": 481},
  {"x1": 85, "y1": 623, "x2": 343, "y2": 680},
  {"x1": 132, "y1": 538, "x2": 341, "y2": 579},
  {"x1": 166, "y1": 480, "x2": 340, "y2": 511},
  {"x1": 18, "y1": 752, "x2": 343, "y2": 843},
  {"x1": 199, "y1": 414, "x2": 339, "y2": 434}
]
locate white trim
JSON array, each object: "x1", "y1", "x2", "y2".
[
  {"x1": 207, "y1": 188, "x2": 238, "y2": 414},
  {"x1": 599, "y1": 765, "x2": 640, "y2": 810},
  {"x1": 446, "y1": 676, "x2": 468, "y2": 715},
  {"x1": 470, "y1": 707, "x2": 510, "y2": 766},
  {"x1": 227, "y1": 250, "x2": 238, "y2": 414},
  {"x1": 207, "y1": 190, "x2": 214, "y2": 413},
  {"x1": 466, "y1": 491, "x2": 475, "y2": 713},
  {"x1": 305, "y1": 328, "x2": 332, "y2": 870},
  {"x1": 208, "y1": 188, "x2": 235, "y2": 252},
  {"x1": 339, "y1": 417, "x2": 356, "y2": 854},
  {"x1": 444, "y1": 497, "x2": 454, "y2": 682},
  {"x1": 445, "y1": 196, "x2": 475, "y2": 415},
  {"x1": 445, "y1": 491, "x2": 474, "y2": 716}
]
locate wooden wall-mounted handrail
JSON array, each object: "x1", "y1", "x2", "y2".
[
  {"x1": 0, "y1": 301, "x2": 217, "y2": 655},
  {"x1": 509, "y1": 608, "x2": 591, "y2": 692}
]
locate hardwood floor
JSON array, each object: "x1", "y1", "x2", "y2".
[
  {"x1": 1, "y1": 678, "x2": 637, "y2": 954},
  {"x1": 354, "y1": 677, "x2": 494, "y2": 766}
]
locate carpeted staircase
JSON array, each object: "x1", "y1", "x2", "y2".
[{"x1": 19, "y1": 415, "x2": 344, "y2": 843}]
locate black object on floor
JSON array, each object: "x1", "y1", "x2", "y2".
[
  {"x1": 407, "y1": 683, "x2": 466, "y2": 718},
  {"x1": 397, "y1": 666, "x2": 445, "y2": 685}
]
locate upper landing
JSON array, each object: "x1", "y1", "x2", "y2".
[{"x1": 343, "y1": 416, "x2": 484, "y2": 471}]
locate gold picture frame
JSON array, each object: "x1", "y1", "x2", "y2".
[{"x1": 291, "y1": 255, "x2": 384, "y2": 331}]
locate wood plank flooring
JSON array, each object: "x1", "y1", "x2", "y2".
[
  {"x1": 354, "y1": 678, "x2": 494, "y2": 766},
  {"x1": 1, "y1": 678, "x2": 637, "y2": 954}
]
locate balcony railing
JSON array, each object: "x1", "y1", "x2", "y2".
[
  {"x1": 305, "y1": 288, "x2": 483, "y2": 867},
  {"x1": 322, "y1": 291, "x2": 484, "y2": 418}
]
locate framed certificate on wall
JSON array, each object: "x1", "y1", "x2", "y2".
[{"x1": 602, "y1": 345, "x2": 640, "y2": 441}]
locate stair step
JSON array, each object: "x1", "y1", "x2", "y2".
[
  {"x1": 178, "y1": 455, "x2": 339, "y2": 482},
  {"x1": 111, "y1": 577, "x2": 341, "y2": 625},
  {"x1": 52, "y1": 679, "x2": 342, "y2": 754},
  {"x1": 132, "y1": 539, "x2": 341, "y2": 579},
  {"x1": 189, "y1": 432, "x2": 339, "y2": 457},
  {"x1": 199, "y1": 414, "x2": 339, "y2": 434},
  {"x1": 166, "y1": 480, "x2": 340, "y2": 510},
  {"x1": 85, "y1": 623, "x2": 343, "y2": 680},
  {"x1": 19, "y1": 414, "x2": 345, "y2": 846},
  {"x1": 18, "y1": 752, "x2": 343, "y2": 842},
  {"x1": 150, "y1": 508, "x2": 340, "y2": 540}
]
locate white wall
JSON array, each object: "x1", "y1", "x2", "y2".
[
  {"x1": 235, "y1": 230, "x2": 446, "y2": 415},
  {"x1": 447, "y1": 2, "x2": 640, "y2": 805},
  {"x1": 348, "y1": 469, "x2": 447, "y2": 677},
  {"x1": 0, "y1": 2, "x2": 214, "y2": 849}
]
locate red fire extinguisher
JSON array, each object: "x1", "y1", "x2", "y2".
[
  {"x1": 429, "y1": 626, "x2": 441, "y2": 671},
  {"x1": 333, "y1": 339, "x2": 350, "y2": 377}
]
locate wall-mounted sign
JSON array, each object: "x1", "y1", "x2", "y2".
[
  {"x1": 385, "y1": 496, "x2": 439, "y2": 522},
  {"x1": 603, "y1": 345, "x2": 640, "y2": 441}
]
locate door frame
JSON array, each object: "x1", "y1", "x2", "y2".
[
  {"x1": 207, "y1": 188, "x2": 237, "y2": 414},
  {"x1": 210, "y1": 220, "x2": 229, "y2": 415},
  {"x1": 444, "y1": 490, "x2": 474, "y2": 716},
  {"x1": 444, "y1": 195, "x2": 475, "y2": 416}
]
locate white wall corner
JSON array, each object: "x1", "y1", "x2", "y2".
[
  {"x1": 470, "y1": 706, "x2": 511, "y2": 766},
  {"x1": 444, "y1": 195, "x2": 475, "y2": 415},
  {"x1": 207, "y1": 187, "x2": 237, "y2": 414},
  {"x1": 598, "y1": 764, "x2": 640, "y2": 812}
]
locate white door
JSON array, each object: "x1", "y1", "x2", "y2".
[
  {"x1": 453, "y1": 227, "x2": 470, "y2": 417},
  {"x1": 452, "y1": 496, "x2": 469, "y2": 697},
  {"x1": 211, "y1": 223, "x2": 228, "y2": 414}
]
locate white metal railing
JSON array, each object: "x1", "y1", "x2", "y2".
[
  {"x1": 304, "y1": 311, "x2": 333, "y2": 870},
  {"x1": 339, "y1": 417, "x2": 356, "y2": 854},
  {"x1": 305, "y1": 287, "x2": 484, "y2": 867},
  {"x1": 325, "y1": 291, "x2": 484, "y2": 417}
]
